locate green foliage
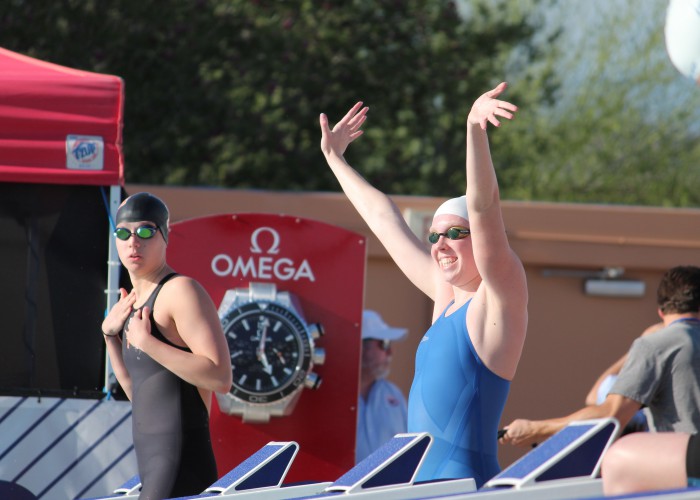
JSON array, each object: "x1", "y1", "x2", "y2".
[
  {"x1": 0, "y1": 0, "x2": 546, "y2": 196},
  {"x1": 2, "y1": 0, "x2": 697, "y2": 207},
  {"x1": 497, "y1": 0, "x2": 700, "y2": 206}
]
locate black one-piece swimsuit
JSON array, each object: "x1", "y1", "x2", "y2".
[{"x1": 121, "y1": 273, "x2": 217, "y2": 499}]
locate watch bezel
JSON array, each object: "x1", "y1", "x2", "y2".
[{"x1": 221, "y1": 300, "x2": 313, "y2": 404}]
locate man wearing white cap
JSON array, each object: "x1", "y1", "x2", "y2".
[
  {"x1": 320, "y1": 83, "x2": 528, "y2": 487},
  {"x1": 356, "y1": 310, "x2": 408, "y2": 463}
]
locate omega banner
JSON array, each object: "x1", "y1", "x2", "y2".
[{"x1": 167, "y1": 213, "x2": 366, "y2": 482}]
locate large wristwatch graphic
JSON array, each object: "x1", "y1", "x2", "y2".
[{"x1": 216, "y1": 282, "x2": 325, "y2": 423}]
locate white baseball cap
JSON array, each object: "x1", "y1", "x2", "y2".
[{"x1": 362, "y1": 310, "x2": 407, "y2": 341}]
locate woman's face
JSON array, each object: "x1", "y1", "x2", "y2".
[
  {"x1": 429, "y1": 214, "x2": 477, "y2": 287},
  {"x1": 115, "y1": 220, "x2": 167, "y2": 274}
]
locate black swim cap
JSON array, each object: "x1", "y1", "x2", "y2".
[{"x1": 116, "y1": 192, "x2": 169, "y2": 242}]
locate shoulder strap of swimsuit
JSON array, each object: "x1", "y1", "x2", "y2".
[{"x1": 142, "y1": 272, "x2": 179, "y2": 310}]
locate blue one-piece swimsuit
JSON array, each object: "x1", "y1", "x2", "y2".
[{"x1": 408, "y1": 299, "x2": 510, "y2": 487}]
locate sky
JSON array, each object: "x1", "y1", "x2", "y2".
[{"x1": 534, "y1": 0, "x2": 700, "y2": 123}]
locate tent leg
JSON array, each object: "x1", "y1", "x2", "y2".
[{"x1": 104, "y1": 185, "x2": 122, "y2": 397}]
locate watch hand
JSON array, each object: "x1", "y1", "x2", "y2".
[
  {"x1": 259, "y1": 348, "x2": 271, "y2": 371},
  {"x1": 257, "y1": 317, "x2": 269, "y2": 351},
  {"x1": 255, "y1": 317, "x2": 270, "y2": 362},
  {"x1": 273, "y1": 347, "x2": 286, "y2": 364}
]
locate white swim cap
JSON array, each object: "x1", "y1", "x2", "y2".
[{"x1": 433, "y1": 195, "x2": 469, "y2": 221}]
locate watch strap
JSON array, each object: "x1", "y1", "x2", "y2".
[{"x1": 217, "y1": 391, "x2": 303, "y2": 423}]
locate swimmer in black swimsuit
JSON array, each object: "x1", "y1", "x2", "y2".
[{"x1": 102, "y1": 193, "x2": 232, "y2": 499}]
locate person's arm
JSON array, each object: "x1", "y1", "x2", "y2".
[
  {"x1": 319, "y1": 104, "x2": 438, "y2": 299},
  {"x1": 126, "y1": 277, "x2": 233, "y2": 394},
  {"x1": 464, "y1": 83, "x2": 528, "y2": 379},
  {"x1": 585, "y1": 354, "x2": 629, "y2": 406},
  {"x1": 101, "y1": 287, "x2": 136, "y2": 400},
  {"x1": 585, "y1": 322, "x2": 664, "y2": 405},
  {"x1": 500, "y1": 393, "x2": 642, "y2": 447}
]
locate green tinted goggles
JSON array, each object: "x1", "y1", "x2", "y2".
[
  {"x1": 114, "y1": 225, "x2": 159, "y2": 241},
  {"x1": 428, "y1": 226, "x2": 471, "y2": 244}
]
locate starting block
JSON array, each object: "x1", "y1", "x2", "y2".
[
  {"x1": 112, "y1": 475, "x2": 140, "y2": 496},
  {"x1": 204, "y1": 441, "x2": 299, "y2": 494},
  {"x1": 484, "y1": 418, "x2": 619, "y2": 490},
  {"x1": 169, "y1": 441, "x2": 332, "y2": 500},
  {"x1": 301, "y1": 432, "x2": 475, "y2": 499},
  {"x1": 85, "y1": 441, "x2": 329, "y2": 500}
]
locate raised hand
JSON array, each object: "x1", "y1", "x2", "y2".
[
  {"x1": 319, "y1": 102, "x2": 369, "y2": 158},
  {"x1": 468, "y1": 82, "x2": 518, "y2": 130}
]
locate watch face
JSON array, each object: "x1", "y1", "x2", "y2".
[{"x1": 221, "y1": 301, "x2": 312, "y2": 404}]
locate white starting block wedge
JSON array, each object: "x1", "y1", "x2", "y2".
[
  {"x1": 302, "y1": 432, "x2": 475, "y2": 499},
  {"x1": 112, "y1": 475, "x2": 141, "y2": 496},
  {"x1": 81, "y1": 474, "x2": 141, "y2": 499},
  {"x1": 484, "y1": 418, "x2": 619, "y2": 490}
]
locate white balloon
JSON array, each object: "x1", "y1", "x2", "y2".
[{"x1": 665, "y1": 0, "x2": 700, "y2": 83}]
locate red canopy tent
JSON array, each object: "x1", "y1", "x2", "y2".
[
  {"x1": 0, "y1": 50, "x2": 139, "y2": 499},
  {"x1": 0, "y1": 48, "x2": 125, "y2": 397},
  {"x1": 0, "y1": 47, "x2": 124, "y2": 185}
]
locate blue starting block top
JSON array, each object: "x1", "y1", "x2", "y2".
[
  {"x1": 485, "y1": 418, "x2": 619, "y2": 489},
  {"x1": 89, "y1": 442, "x2": 301, "y2": 500},
  {"x1": 323, "y1": 433, "x2": 431, "y2": 495},
  {"x1": 205, "y1": 441, "x2": 299, "y2": 494}
]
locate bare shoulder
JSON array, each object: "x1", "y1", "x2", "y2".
[
  {"x1": 157, "y1": 275, "x2": 224, "y2": 344},
  {"x1": 159, "y1": 275, "x2": 215, "y2": 309},
  {"x1": 431, "y1": 278, "x2": 454, "y2": 322}
]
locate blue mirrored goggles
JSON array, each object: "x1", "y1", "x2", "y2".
[
  {"x1": 427, "y1": 226, "x2": 471, "y2": 244},
  {"x1": 114, "y1": 225, "x2": 160, "y2": 241}
]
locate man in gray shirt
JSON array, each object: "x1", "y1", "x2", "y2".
[{"x1": 500, "y1": 265, "x2": 700, "y2": 446}]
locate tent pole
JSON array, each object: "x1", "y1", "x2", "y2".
[{"x1": 104, "y1": 185, "x2": 122, "y2": 397}]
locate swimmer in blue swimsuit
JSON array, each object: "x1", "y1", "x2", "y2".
[
  {"x1": 409, "y1": 299, "x2": 510, "y2": 486},
  {"x1": 102, "y1": 193, "x2": 232, "y2": 499},
  {"x1": 320, "y1": 83, "x2": 528, "y2": 487}
]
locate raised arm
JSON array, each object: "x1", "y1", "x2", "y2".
[
  {"x1": 319, "y1": 103, "x2": 437, "y2": 299},
  {"x1": 466, "y1": 82, "x2": 524, "y2": 300},
  {"x1": 465, "y1": 83, "x2": 528, "y2": 378}
]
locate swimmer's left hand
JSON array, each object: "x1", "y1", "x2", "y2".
[{"x1": 126, "y1": 306, "x2": 152, "y2": 351}]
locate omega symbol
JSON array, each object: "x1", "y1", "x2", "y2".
[{"x1": 249, "y1": 227, "x2": 280, "y2": 255}]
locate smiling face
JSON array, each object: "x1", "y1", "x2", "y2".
[{"x1": 429, "y1": 214, "x2": 478, "y2": 288}]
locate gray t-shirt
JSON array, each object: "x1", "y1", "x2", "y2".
[{"x1": 611, "y1": 318, "x2": 700, "y2": 433}]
